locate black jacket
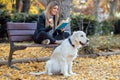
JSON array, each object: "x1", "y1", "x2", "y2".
[{"x1": 33, "y1": 13, "x2": 63, "y2": 40}]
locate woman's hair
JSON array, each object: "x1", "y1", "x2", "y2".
[{"x1": 44, "y1": 1, "x2": 60, "y2": 28}]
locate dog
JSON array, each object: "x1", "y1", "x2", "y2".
[{"x1": 30, "y1": 31, "x2": 89, "y2": 76}]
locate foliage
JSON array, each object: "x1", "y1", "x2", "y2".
[
  {"x1": 98, "y1": 20, "x2": 113, "y2": 35},
  {"x1": 113, "y1": 18, "x2": 120, "y2": 34},
  {"x1": 70, "y1": 14, "x2": 119, "y2": 36},
  {"x1": 0, "y1": 4, "x2": 5, "y2": 8},
  {"x1": 0, "y1": 0, "x2": 9, "y2": 4},
  {"x1": 0, "y1": 4, "x2": 10, "y2": 38},
  {"x1": 0, "y1": 12, "x2": 38, "y2": 38},
  {"x1": 10, "y1": 13, "x2": 38, "y2": 22},
  {"x1": 78, "y1": 35, "x2": 120, "y2": 55},
  {"x1": 0, "y1": 11, "x2": 38, "y2": 38},
  {"x1": 70, "y1": 14, "x2": 98, "y2": 35}
]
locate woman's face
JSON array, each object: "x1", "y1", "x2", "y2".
[{"x1": 51, "y1": 5, "x2": 59, "y2": 15}]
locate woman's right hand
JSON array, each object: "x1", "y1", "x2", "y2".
[{"x1": 49, "y1": 18, "x2": 54, "y2": 27}]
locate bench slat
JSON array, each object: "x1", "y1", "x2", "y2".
[
  {"x1": 7, "y1": 22, "x2": 37, "y2": 30},
  {"x1": 8, "y1": 30, "x2": 35, "y2": 36},
  {"x1": 9, "y1": 36, "x2": 33, "y2": 42}
]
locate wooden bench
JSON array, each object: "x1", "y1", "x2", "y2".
[{"x1": 7, "y1": 22, "x2": 58, "y2": 69}]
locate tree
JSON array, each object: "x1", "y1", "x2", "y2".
[
  {"x1": 22, "y1": 0, "x2": 30, "y2": 13},
  {"x1": 16, "y1": 0, "x2": 30, "y2": 13},
  {"x1": 94, "y1": 0, "x2": 99, "y2": 20},
  {"x1": 109, "y1": 0, "x2": 118, "y2": 17},
  {"x1": 16, "y1": 0, "x2": 21, "y2": 12}
]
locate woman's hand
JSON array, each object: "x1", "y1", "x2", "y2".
[
  {"x1": 61, "y1": 28, "x2": 65, "y2": 32},
  {"x1": 49, "y1": 18, "x2": 54, "y2": 27}
]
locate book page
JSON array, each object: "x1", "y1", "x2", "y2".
[{"x1": 56, "y1": 18, "x2": 70, "y2": 30}]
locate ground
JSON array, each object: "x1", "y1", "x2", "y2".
[{"x1": 0, "y1": 43, "x2": 120, "y2": 80}]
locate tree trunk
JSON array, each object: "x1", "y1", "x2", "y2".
[
  {"x1": 93, "y1": 0, "x2": 99, "y2": 35},
  {"x1": 94, "y1": 0, "x2": 99, "y2": 20},
  {"x1": 21, "y1": 0, "x2": 30, "y2": 13},
  {"x1": 15, "y1": 0, "x2": 30, "y2": 13},
  {"x1": 109, "y1": 0, "x2": 118, "y2": 17},
  {"x1": 38, "y1": 0, "x2": 49, "y2": 7},
  {"x1": 116, "y1": 0, "x2": 120, "y2": 12},
  {"x1": 16, "y1": 0, "x2": 22, "y2": 12},
  {"x1": 11, "y1": 0, "x2": 16, "y2": 10}
]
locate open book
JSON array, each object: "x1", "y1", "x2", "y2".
[{"x1": 55, "y1": 18, "x2": 70, "y2": 30}]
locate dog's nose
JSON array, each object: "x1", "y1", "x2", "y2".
[{"x1": 87, "y1": 39, "x2": 89, "y2": 42}]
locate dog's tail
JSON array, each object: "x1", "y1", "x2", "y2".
[{"x1": 29, "y1": 71, "x2": 46, "y2": 75}]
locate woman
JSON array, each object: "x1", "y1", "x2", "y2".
[{"x1": 33, "y1": 1, "x2": 70, "y2": 44}]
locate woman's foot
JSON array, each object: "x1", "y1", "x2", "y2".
[
  {"x1": 55, "y1": 40, "x2": 63, "y2": 44},
  {"x1": 41, "y1": 39, "x2": 50, "y2": 44}
]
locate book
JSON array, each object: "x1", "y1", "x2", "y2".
[{"x1": 55, "y1": 18, "x2": 70, "y2": 30}]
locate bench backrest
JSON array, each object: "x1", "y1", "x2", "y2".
[{"x1": 7, "y1": 22, "x2": 37, "y2": 42}]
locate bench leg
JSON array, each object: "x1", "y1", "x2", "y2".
[
  {"x1": 8, "y1": 49, "x2": 20, "y2": 70},
  {"x1": 8, "y1": 42, "x2": 20, "y2": 70},
  {"x1": 8, "y1": 49, "x2": 13, "y2": 67},
  {"x1": 8, "y1": 42, "x2": 14, "y2": 67}
]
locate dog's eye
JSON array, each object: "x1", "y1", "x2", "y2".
[{"x1": 81, "y1": 35, "x2": 83, "y2": 37}]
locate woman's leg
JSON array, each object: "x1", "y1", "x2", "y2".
[
  {"x1": 54, "y1": 32, "x2": 70, "y2": 40},
  {"x1": 35, "y1": 31, "x2": 56, "y2": 44}
]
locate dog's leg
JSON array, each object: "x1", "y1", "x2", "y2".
[
  {"x1": 46, "y1": 60, "x2": 53, "y2": 75},
  {"x1": 63, "y1": 64, "x2": 71, "y2": 76},
  {"x1": 47, "y1": 67, "x2": 53, "y2": 75},
  {"x1": 68, "y1": 61, "x2": 76, "y2": 75},
  {"x1": 61, "y1": 61, "x2": 71, "y2": 76}
]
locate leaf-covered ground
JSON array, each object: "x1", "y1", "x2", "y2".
[{"x1": 0, "y1": 43, "x2": 120, "y2": 80}]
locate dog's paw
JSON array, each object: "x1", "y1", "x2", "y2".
[
  {"x1": 70, "y1": 72, "x2": 76, "y2": 75},
  {"x1": 48, "y1": 72, "x2": 53, "y2": 75},
  {"x1": 63, "y1": 73, "x2": 71, "y2": 77}
]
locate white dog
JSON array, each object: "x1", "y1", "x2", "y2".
[{"x1": 30, "y1": 31, "x2": 89, "y2": 76}]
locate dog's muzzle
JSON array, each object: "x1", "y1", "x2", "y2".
[{"x1": 79, "y1": 39, "x2": 89, "y2": 46}]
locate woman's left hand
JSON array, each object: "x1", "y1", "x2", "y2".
[{"x1": 61, "y1": 28, "x2": 65, "y2": 32}]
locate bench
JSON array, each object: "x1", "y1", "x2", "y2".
[{"x1": 7, "y1": 22, "x2": 58, "y2": 69}]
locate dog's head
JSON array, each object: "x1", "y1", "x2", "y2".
[{"x1": 72, "y1": 31, "x2": 89, "y2": 46}]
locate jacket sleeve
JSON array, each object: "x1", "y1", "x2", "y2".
[{"x1": 37, "y1": 14, "x2": 52, "y2": 32}]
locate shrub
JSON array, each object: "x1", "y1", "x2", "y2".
[
  {"x1": 98, "y1": 20, "x2": 113, "y2": 35},
  {"x1": 0, "y1": 10, "x2": 10, "y2": 38},
  {"x1": 0, "y1": 12, "x2": 38, "y2": 39},
  {"x1": 70, "y1": 14, "x2": 98, "y2": 35},
  {"x1": 113, "y1": 18, "x2": 120, "y2": 34},
  {"x1": 10, "y1": 13, "x2": 38, "y2": 22}
]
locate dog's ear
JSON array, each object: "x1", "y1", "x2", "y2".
[
  {"x1": 72, "y1": 31, "x2": 79, "y2": 40},
  {"x1": 72, "y1": 31, "x2": 78, "y2": 35}
]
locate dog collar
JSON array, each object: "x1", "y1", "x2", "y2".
[{"x1": 68, "y1": 38, "x2": 75, "y2": 47}]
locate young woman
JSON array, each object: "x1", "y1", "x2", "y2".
[{"x1": 33, "y1": 1, "x2": 70, "y2": 44}]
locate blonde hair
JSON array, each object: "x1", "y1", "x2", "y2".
[{"x1": 44, "y1": 1, "x2": 59, "y2": 28}]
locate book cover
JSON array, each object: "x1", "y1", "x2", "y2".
[{"x1": 55, "y1": 18, "x2": 70, "y2": 30}]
